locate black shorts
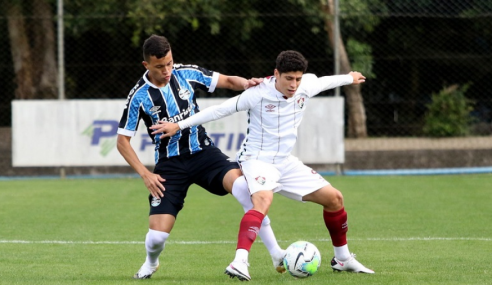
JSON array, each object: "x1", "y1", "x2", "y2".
[{"x1": 148, "y1": 145, "x2": 239, "y2": 217}]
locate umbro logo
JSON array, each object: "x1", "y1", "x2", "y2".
[
  {"x1": 150, "y1": 106, "x2": 161, "y2": 115},
  {"x1": 265, "y1": 104, "x2": 276, "y2": 112}
]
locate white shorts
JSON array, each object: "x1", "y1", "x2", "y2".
[{"x1": 239, "y1": 155, "x2": 330, "y2": 201}]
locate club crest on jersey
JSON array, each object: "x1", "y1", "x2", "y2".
[
  {"x1": 297, "y1": 97, "x2": 305, "y2": 109},
  {"x1": 178, "y1": 89, "x2": 191, "y2": 100},
  {"x1": 255, "y1": 176, "x2": 266, "y2": 185},
  {"x1": 150, "y1": 106, "x2": 161, "y2": 116},
  {"x1": 151, "y1": 197, "x2": 161, "y2": 207}
]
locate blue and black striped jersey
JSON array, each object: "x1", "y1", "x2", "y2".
[{"x1": 117, "y1": 64, "x2": 220, "y2": 163}]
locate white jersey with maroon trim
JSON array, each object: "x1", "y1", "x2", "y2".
[{"x1": 178, "y1": 73, "x2": 353, "y2": 164}]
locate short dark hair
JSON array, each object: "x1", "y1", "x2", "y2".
[
  {"x1": 275, "y1": 50, "x2": 308, "y2": 74},
  {"x1": 143, "y1": 35, "x2": 171, "y2": 62}
]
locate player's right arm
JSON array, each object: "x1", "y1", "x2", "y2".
[
  {"x1": 116, "y1": 134, "x2": 165, "y2": 198},
  {"x1": 117, "y1": 82, "x2": 165, "y2": 198}
]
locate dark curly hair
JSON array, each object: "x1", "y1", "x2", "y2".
[
  {"x1": 275, "y1": 50, "x2": 308, "y2": 74},
  {"x1": 143, "y1": 35, "x2": 171, "y2": 62}
]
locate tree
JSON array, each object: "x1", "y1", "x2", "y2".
[
  {"x1": 3, "y1": 0, "x2": 57, "y2": 99},
  {"x1": 288, "y1": 0, "x2": 385, "y2": 138}
]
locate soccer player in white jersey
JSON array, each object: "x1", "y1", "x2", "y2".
[{"x1": 152, "y1": 50, "x2": 375, "y2": 280}]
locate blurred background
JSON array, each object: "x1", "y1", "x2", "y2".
[{"x1": 1, "y1": 0, "x2": 492, "y2": 176}]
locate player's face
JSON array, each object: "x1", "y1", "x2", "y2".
[
  {"x1": 274, "y1": 69, "x2": 303, "y2": 98},
  {"x1": 142, "y1": 51, "x2": 174, "y2": 88}
]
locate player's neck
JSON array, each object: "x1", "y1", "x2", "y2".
[
  {"x1": 146, "y1": 73, "x2": 168, "y2": 88},
  {"x1": 274, "y1": 82, "x2": 293, "y2": 99}
]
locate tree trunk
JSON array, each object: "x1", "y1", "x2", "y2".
[
  {"x1": 32, "y1": 0, "x2": 58, "y2": 99},
  {"x1": 321, "y1": 0, "x2": 367, "y2": 138},
  {"x1": 5, "y1": 0, "x2": 57, "y2": 100},
  {"x1": 5, "y1": 1, "x2": 35, "y2": 99}
]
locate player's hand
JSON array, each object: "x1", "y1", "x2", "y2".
[
  {"x1": 349, "y1": 71, "x2": 366, "y2": 85},
  {"x1": 243, "y1": 77, "x2": 263, "y2": 90},
  {"x1": 142, "y1": 172, "x2": 166, "y2": 198},
  {"x1": 150, "y1": 121, "x2": 180, "y2": 139}
]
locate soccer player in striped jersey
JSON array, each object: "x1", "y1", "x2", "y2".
[
  {"x1": 154, "y1": 50, "x2": 375, "y2": 280},
  {"x1": 117, "y1": 35, "x2": 285, "y2": 279}
]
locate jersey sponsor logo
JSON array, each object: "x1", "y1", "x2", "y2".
[
  {"x1": 297, "y1": 97, "x2": 305, "y2": 109},
  {"x1": 255, "y1": 176, "x2": 266, "y2": 185},
  {"x1": 178, "y1": 89, "x2": 191, "y2": 100},
  {"x1": 265, "y1": 104, "x2": 276, "y2": 112},
  {"x1": 151, "y1": 197, "x2": 161, "y2": 207},
  {"x1": 160, "y1": 105, "x2": 193, "y2": 123}
]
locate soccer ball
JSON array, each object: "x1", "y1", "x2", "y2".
[{"x1": 283, "y1": 241, "x2": 321, "y2": 278}]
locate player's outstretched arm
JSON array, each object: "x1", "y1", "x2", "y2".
[
  {"x1": 217, "y1": 74, "x2": 263, "y2": 91},
  {"x1": 151, "y1": 95, "x2": 243, "y2": 139}
]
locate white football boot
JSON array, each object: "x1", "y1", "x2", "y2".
[
  {"x1": 271, "y1": 249, "x2": 287, "y2": 273},
  {"x1": 225, "y1": 260, "x2": 251, "y2": 281},
  {"x1": 331, "y1": 253, "x2": 374, "y2": 274},
  {"x1": 133, "y1": 262, "x2": 160, "y2": 279}
]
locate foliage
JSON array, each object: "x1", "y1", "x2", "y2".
[
  {"x1": 423, "y1": 84, "x2": 474, "y2": 137},
  {"x1": 346, "y1": 38, "x2": 375, "y2": 78}
]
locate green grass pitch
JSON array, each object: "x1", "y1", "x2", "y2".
[{"x1": 1, "y1": 174, "x2": 491, "y2": 284}]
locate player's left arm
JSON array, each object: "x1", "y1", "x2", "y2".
[
  {"x1": 309, "y1": 71, "x2": 366, "y2": 96},
  {"x1": 216, "y1": 74, "x2": 263, "y2": 91}
]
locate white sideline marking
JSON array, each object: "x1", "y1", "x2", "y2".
[{"x1": 0, "y1": 237, "x2": 490, "y2": 245}]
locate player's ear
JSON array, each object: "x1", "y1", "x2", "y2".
[
  {"x1": 142, "y1": 61, "x2": 148, "y2": 69},
  {"x1": 274, "y1": 69, "x2": 279, "y2": 78}
]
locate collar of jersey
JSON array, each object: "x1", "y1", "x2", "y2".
[{"x1": 143, "y1": 70, "x2": 170, "y2": 89}]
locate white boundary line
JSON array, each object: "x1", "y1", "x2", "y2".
[{"x1": 0, "y1": 237, "x2": 490, "y2": 245}]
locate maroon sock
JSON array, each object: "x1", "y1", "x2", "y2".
[
  {"x1": 236, "y1": 210, "x2": 264, "y2": 251},
  {"x1": 323, "y1": 207, "x2": 348, "y2": 247}
]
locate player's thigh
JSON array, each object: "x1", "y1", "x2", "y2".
[
  {"x1": 277, "y1": 156, "x2": 330, "y2": 202},
  {"x1": 152, "y1": 158, "x2": 192, "y2": 217},
  {"x1": 239, "y1": 159, "x2": 282, "y2": 195},
  {"x1": 191, "y1": 146, "x2": 237, "y2": 196},
  {"x1": 222, "y1": 168, "x2": 242, "y2": 193}
]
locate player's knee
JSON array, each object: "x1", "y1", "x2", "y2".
[
  {"x1": 262, "y1": 215, "x2": 271, "y2": 227},
  {"x1": 146, "y1": 229, "x2": 170, "y2": 249},
  {"x1": 252, "y1": 191, "x2": 273, "y2": 212},
  {"x1": 223, "y1": 169, "x2": 243, "y2": 192},
  {"x1": 321, "y1": 186, "x2": 344, "y2": 209},
  {"x1": 333, "y1": 189, "x2": 344, "y2": 206}
]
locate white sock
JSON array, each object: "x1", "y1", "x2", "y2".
[
  {"x1": 145, "y1": 229, "x2": 169, "y2": 266},
  {"x1": 231, "y1": 177, "x2": 283, "y2": 257},
  {"x1": 334, "y1": 244, "x2": 351, "y2": 261},
  {"x1": 259, "y1": 216, "x2": 284, "y2": 257},
  {"x1": 234, "y1": 248, "x2": 249, "y2": 263}
]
